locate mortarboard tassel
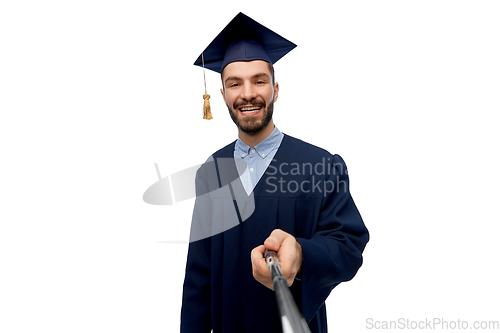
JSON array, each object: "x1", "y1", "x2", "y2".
[
  {"x1": 202, "y1": 53, "x2": 213, "y2": 120},
  {"x1": 203, "y1": 93, "x2": 212, "y2": 120}
]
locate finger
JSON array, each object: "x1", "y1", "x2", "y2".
[
  {"x1": 251, "y1": 245, "x2": 268, "y2": 274},
  {"x1": 264, "y1": 229, "x2": 290, "y2": 251},
  {"x1": 251, "y1": 245, "x2": 266, "y2": 264},
  {"x1": 251, "y1": 245, "x2": 275, "y2": 290},
  {"x1": 272, "y1": 237, "x2": 301, "y2": 284}
]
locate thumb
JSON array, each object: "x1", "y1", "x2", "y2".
[{"x1": 264, "y1": 229, "x2": 289, "y2": 251}]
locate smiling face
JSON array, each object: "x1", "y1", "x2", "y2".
[{"x1": 220, "y1": 60, "x2": 279, "y2": 135}]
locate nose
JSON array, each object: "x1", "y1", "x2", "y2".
[{"x1": 240, "y1": 82, "x2": 257, "y2": 101}]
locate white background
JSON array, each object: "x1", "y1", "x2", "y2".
[{"x1": 1, "y1": 1, "x2": 499, "y2": 332}]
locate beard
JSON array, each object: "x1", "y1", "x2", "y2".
[{"x1": 227, "y1": 97, "x2": 274, "y2": 134}]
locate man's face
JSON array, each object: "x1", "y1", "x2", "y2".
[{"x1": 220, "y1": 60, "x2": 279, "y2": 134}]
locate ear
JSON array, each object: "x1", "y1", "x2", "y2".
[
  {"x1": 220, "y1": 88, "x2": 226, "y2": 104},
  {"x1": 273, "y1": 82, "x2": 279, "y2": 103}
]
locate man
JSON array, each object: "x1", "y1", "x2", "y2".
[{"x1": 181, "y1": 12, "x2": 369, "y2": 333}]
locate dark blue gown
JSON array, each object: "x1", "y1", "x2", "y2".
[{"x1": 181, "y1": 134, "x2": 369, "y2": 333}]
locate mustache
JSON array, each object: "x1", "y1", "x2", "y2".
[{"x1": 233, "y1": 98, "x2": 266, "y2": 110}]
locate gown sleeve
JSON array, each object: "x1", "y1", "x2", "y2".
[
  {"x1": 295, "y1": 154, "x2": 369, "y2": 322},
  {"x1": 180, "y1": 166, "x2": 213, "y2": 333}
]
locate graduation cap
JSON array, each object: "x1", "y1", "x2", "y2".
[{"x1": 194, "y1": 12, "x2": 297, "y2": 119}]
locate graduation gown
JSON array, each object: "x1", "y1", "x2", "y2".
[{"x1": 180, "y1": 134, "x2": 369, "y2": 333}]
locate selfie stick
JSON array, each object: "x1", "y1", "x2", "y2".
[{"x1": 265, "y1": 249, "x2": 311, "y2": 333}]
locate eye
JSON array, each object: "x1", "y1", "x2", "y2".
[{"x1": 256, "y1": 81, "x2": 266, "y2": 85}]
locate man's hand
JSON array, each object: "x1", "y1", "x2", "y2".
[{"x1": 251, "y1": 229, "x2": 303, "y2": 290}]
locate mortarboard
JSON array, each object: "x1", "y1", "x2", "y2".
[
  {"x1": 194, "y1": 12, "x2": 297, "y2": 119},
  {"x1": 194, "y1": 12, "x2": 297, "y2": 74}
]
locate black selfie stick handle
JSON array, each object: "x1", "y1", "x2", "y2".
[{"x1": 264, "y1": 249, "x2": 311, "y2": 333}]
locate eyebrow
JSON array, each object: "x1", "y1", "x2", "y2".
[{"x1": 224, "y1": 72, "x2": 270, "y2": 85}]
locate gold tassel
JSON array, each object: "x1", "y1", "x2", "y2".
[
  {"x1": 201, "y1": 53, "x2": 213, "y2": 119},
  {"x1": 203, "y1": 93, "x2": 212, "y2": 119}
]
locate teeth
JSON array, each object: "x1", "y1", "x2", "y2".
[{"x1": 240, "y1": 106, "x2": 261, "y2": 113}]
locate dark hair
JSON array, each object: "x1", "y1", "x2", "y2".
[{"x1": 267, "y1": 62, "x2": 275, "y2": 86}]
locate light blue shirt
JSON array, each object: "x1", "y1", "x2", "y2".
[{"x1": 234, "y1": 126, "x2": 284, "y2": 194}]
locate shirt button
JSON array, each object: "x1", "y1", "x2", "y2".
[
  {"x1": 251, "y1": 149, "x2": 256, "y2": 153},
  {"x1": 250, "y1": 168, "x2": 254, "y2": 172},
  {"x1": 241, "y1": 153, "x2": 246, "y2": 157},
  {"x1": 262, "y1": 153, "x2": 266, "y2": 157}
]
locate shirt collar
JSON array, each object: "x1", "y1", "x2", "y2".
[{"x1": 235, "y1": 126, "x2": 283, "y2": 159}]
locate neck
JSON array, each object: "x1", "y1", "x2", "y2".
[{"x1": 238, "y1": 119, "x2": 275, "y2": 147}]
